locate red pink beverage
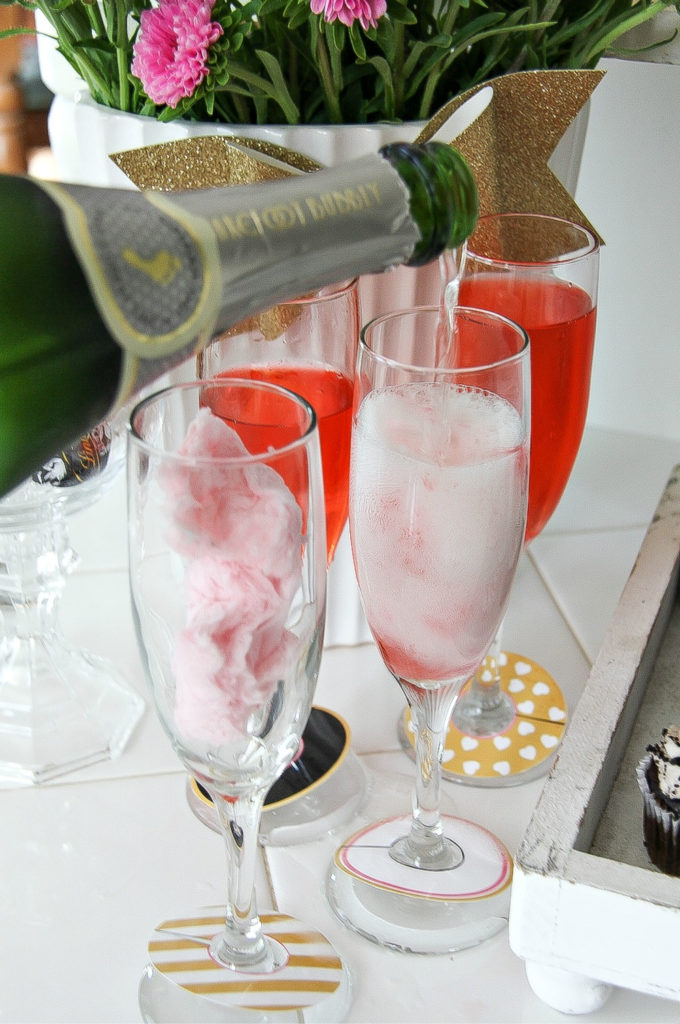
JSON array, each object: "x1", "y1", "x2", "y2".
[
  {"x1": 209, "y1": 365, "x2": 353, "y2": 563},
  {"x1": 350, "y1": 381, "x2": 528, "y2": 685},
  {"x1": 458, "y1": 275, "x2": 596, "y2": 542}
]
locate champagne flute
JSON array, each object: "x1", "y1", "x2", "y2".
[
  {"x1": 197, "y1": 279, "x2": 359, "y2": 566},
  {"x1": 443, "y1": 214, "x2": 599, "y2": 783},
  {"x1": 128, "y1": 379, "x2": 350, "y2": 1022},
  {"x1": 327, "y1": 305, "x2": 530, "y2": 954},
  {"x1": 193, "y1": 280, "x2": 367, "y2": 843}
]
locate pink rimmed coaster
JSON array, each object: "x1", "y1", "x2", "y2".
[{"x1": 334, "y1": 814, "x2": 512, "y2": 901}]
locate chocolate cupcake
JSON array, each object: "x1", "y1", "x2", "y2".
[{"x1": 637, "y1": 726, "x2": 680, "y2": 875}]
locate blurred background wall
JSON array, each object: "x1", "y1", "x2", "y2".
[{"x1": 576, "y1": 50, "x2": 680, "y2": 442}]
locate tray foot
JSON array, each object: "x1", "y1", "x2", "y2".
[{"x1": 525, "y1": 961, "x2": 613, "y2": 1014}]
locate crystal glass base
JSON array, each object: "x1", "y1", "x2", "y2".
[
  {"x1": 0, "y1": 636, "x2": 144, "y2": 784},
  {"x1": 0, "y1": 423, "x2": 143, "y2": 784},
  {"x1": 453, "y1": 688, "x2": 517, "y2": 736},
  {"x1": 138, "y1": 909, "x2": 352, "y2": 1023}
]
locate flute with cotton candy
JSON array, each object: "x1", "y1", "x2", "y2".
[
  {"x1": 159, "y1": 408, "x2": 303, "y2": 746},
  {"x1": 127, "y1": 377, "x2": 346, "y2": 1003}
]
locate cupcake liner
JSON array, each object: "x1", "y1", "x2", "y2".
[{"x1": 637, "y1": 752, "x2": 680, "y2": 876}]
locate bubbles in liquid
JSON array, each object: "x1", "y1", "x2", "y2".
[{"x1": 351, "y1": 383, "x2": 527, "y2": 683}]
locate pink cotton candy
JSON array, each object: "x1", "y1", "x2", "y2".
[
  {"x1": 161, "y1": 408, "x2": 302, "y2": 592},
  {"x1": 163, "y1": 409, "x2": 304, "y2": 747},
  {"x1": 177, "y1": 406, "x2": 250, "y2": 461},
  {"x1": 174, "y1": 558, "x2": 296, "y2": 744}
]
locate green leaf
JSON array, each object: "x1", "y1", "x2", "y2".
[
  {"x1": 402, "y1": 35, "x2": 450, "y2": 79},
  {"x1": 384, "y1": 0, "x2": 418, "y2": 26},
  {"x1": 287, "y1": 5, "x2": 312, "y2": 30},
  {"x1": 228, "y1": 52, "x2": 301, "y2": 123},
  {"x1": 364, "y1": 54, "x2": 395, "y2": 118},
  {"x1": 348, "y1": 22, "x2": 367, "y2": 60},
  {"x1": 580, "y1": 1, "x2": 673, "y2": 64},
  {"x1": 330, "y1": 18, "x2": 346, "y2": 52}
]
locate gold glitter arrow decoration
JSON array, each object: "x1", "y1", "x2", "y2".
[
  {"x1": 417, "y1": 69, "x2": 605, "y2": 243},
  {"x1": 111, "y1": 69, "x2": 605, "y2": 243},
  {"x1": 110, "y1": 135, "x2": 321, "y2": 192}
]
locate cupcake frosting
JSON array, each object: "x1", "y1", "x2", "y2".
[{"x1": 647, "y1": 726, "x2": 680, "y2": 803}]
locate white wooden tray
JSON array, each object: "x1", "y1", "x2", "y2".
[{"x1": 509, "y1": 466, "x2": 680, "y2": 1014}]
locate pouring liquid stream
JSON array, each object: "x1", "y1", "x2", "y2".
[
  {"x1": 435, "y1": 246, "x2": 466, "y2": 369},
  {"x1": 434, "y1": 244, "x2": 518, "y2": 732}
]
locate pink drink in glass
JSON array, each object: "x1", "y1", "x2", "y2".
[{"x1": 350, "y1": 381, "x2": 528, "y2": 686}]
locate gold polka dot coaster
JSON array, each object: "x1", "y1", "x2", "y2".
[{"x1": 402, "y1": 652, "x2": 567, "y2": 784}]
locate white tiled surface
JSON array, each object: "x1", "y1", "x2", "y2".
[{"x1": 1, "y1": 426, "x2": 680, "y2": 1023}]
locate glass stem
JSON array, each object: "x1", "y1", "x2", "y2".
[
  {"x1": 207, "y1": 786, "x2": 278, "y2": 972},
  {"x1": 467, "y1": 624, "x2": 504, "y2": 712},
  {"x1": 392, "y1": 681, "x2": 462, "y2": 870},
  {"x1": 452, "y1": 617, "x2": 516, "y2": 736}
]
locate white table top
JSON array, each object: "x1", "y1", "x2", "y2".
[{"x1": 2, "y1": 424, "x2": 679, "y2": 1023}]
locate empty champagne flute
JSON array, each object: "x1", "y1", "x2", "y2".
[
  {"x1": 327, "y1": 305, "x2": 530, "y2": 954},
  {"x1": 128, "y1": 379, "x2": 350, "y2": 1022}
]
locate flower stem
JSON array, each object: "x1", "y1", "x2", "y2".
[
  {"x1": 315, "y1": 35, "x2": 342, "y2": 123},
  {"x1": 393, "y1": 22, "x2": 405, "y2": 118},
  {"x1": 84, "y1": 2, "x2": 106, "y2": 38},
  {"x1": 114, "y1": 0, "x2": 131, "y2": 112}
]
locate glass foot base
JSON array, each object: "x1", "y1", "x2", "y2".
[
  {"x1": 138, "y1": 908, "x2": 352, "y2": 1023},
  {"x1": 399, "y1": 651, "x2": 567, "y2": 787},
  {"x1": 187, "y1": 707, "x2": 367, "y2": 845},
  {"x1": 453, "y1": 688, "x2": 517, "y2": 736},
  {"x1": 0, "y1": 641, "x2": 145, "y2": 784},
  {"x1": 327, "y1": 814, "x2": 512, "y2": 954}
]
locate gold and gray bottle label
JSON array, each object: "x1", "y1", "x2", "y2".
[{"x1": 39, "y1": 154, "x2": 419, "y2": 398}]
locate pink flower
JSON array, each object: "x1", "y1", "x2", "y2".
[
  {"x1": 131, "y1": 0, "x2": 223, "y2": 108},
  {"x1": 310, "y1": 0, "x2": 387, "y2": 32}
]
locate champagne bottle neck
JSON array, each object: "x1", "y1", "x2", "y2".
[{"x1": 380, "y1": 142, "x2": 478, "y2": 266}]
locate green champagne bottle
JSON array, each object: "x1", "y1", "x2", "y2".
[{"x1": 0, "y1": 142, "x2": 477, "y2": 497}]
